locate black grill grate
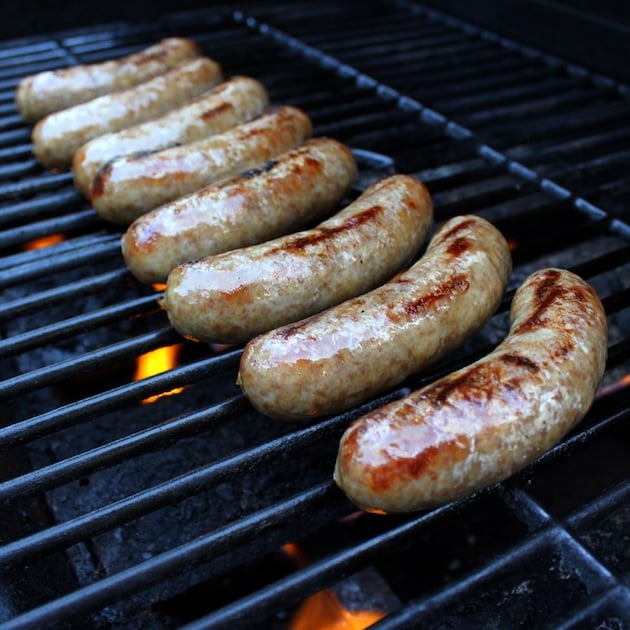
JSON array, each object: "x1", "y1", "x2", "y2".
[{"x1": 0, "y1": 2, "x2": 628, "y2": 628}]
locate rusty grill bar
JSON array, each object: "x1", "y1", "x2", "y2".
[{"x1": 0, "y1": 2, "x2": 628, "y2": 628}]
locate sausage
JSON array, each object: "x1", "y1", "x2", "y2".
[
  {"x1": 15, "y1": 37, "x2": 201, "y2": 123},
  {"x1": 237, "y1": 215, "x2": 512, "y2": 420},
  {"x1": 91, "y1": 105, "x2": 312, "y2": 224},
  {"x1": 73, "y1": 75, "x2": 269, "y2": 196},
  {"x1": 162, "y1": 174, "x2": 434, "y2": 344},
  {"x1": 32, "y1": 57, "x2": 223, "y2": 169},
  {"x1": 121, "y1": 137, "x2": 358, "y2": 284},
  {"x1": 334, "y1": 268, "x2": 608, "y2": 513}
]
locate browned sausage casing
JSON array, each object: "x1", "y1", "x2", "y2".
[
  {"x1": 15, "y1": 37, "x2": 201, "y2": 123},
  {"x1": 334, "y1": 268, "x2": 608, "y2": 513},
  {"x1": 121, "y1": 137, "x2": 358, "y2": 284},
  {"x1": 32, "y1": 57, "x2": 223, "y2": 168},
  {"x1": 163, "y1": 174, "x2": 434, "y2": 344},
  {"x1": 73, "y1": 75, "x2": 269, "y2": 196},
  {"x1": 91, "y1": 105, "x2": 312, "y2": 224},
  {"x1": 238, "y1": 215, "x2": 512, "y2": 420}
]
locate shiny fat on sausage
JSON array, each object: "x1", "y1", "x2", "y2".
[
  {"x1": 334, "y1": 268, "x2": 608, "y2": 513},
  {"x1": 121, "y1": 137, "x2": 358, "y2": 284},
  {"x1": 15, "y1": 37, "x2": 201, "y2": 123},
  {"x1": 237, "y1": 215, "x2": 512, "y2": 420},
  {"x1": 91, "y1": 105, "x2": 312, "y2": 224},
  {"x1": 32, "y1": 57, "x2": 223, "y2": 169},
  {"x1": 73, "y1": 75, "x2": 269, "y2": 197},
  {"x1": 162, "y1": 174, "x2": 434, "y2": 344}
]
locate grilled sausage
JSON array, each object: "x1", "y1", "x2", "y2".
[
  {"x1": 238, "y1": 215, "x2": 512, "y2": 420},
  {"x1": 73, "y1": 75, "x2": 269, "y2": 196},
  {"x1": 32, "y1": 57, "x2": 223, "y2": 169},
  {"x1": 91, "y1": 105, "x2": 312, "y2": 224},
  {"x1": 162, "y1": 174, "x2": 434, "y2": 344},
  {"x1": 334, "y1": 268, "x2": 608, "y2": 513},
  {"x1": 15, "y1": 37, "x2": 201, "y2": 123},
  {"x1": 121, "y1": 137, "x2": 358, "y2": 284}
]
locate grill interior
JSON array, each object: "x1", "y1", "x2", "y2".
[{"x1": 0, "y1": 2, "x2": 629, "y2": 628}]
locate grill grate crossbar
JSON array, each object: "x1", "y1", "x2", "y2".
[{"x1": 0, "y1": 482, "x2": 345, "y2": 630}]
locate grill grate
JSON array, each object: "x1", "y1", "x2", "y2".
[{"x1": 0, "y1": 2, "x2": 628, "y2": 628}]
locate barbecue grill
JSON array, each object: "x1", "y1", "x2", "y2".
[{"x1": 0, "y1": 2, "x2": 628, "y2": 628}]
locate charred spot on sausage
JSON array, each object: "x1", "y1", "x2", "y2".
[
  {"x1": 241, "y1": 160, "x2": 278, "y2": 179},
  {"x1": 402, "y1": 274, "x2": 469, "y2": 317},
  {"x1": 446, "y1": 236, "x2": 472, "y2": 257},
  {"x1": 269, "y1": 205, "x2": 384, "y2": 254},
  {"x1": 499, "y1": 353, "x2": 540, "y2": 372},
  {"x1": 200, "y1": 102, "x2": 233, "y2": 121}
]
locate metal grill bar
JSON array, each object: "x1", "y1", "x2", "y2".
[
  {"x1": 0, "y1": 395, "x2": 248, "y2": 500},
  {"x1": 371, "y1": 528, "x2": 619, "y2": 629},
  {"x1": 0, "y1": 349, "x2": 242, "y2": 448},
  {"x1": 0, "y1": 172, "x2": 73, "y2": 199},
  {"x1": 0, "y1": 208, "x2": 102, "y2": 249},
  {"x1": 0, "y1": 267, "x2": 129, "y2": 320},
  {"x1": 0, "y1": 482, "x2": 345, "y2": 630},
  {"x1": 182, "y1": 501, "x2": 467, "y2": 630},
  {"x1": 0, "y1": 292, "x2": 159, "y2": 357},
  {"x1": 0, "y1": 326, "x2": 178, "y2": 398},
  {"x1": 0, "y1": 235, "x2": 119, "y2": 287},
  {"x1": 0, "y1": 409, "x2": 359, "y2": 566},
  {"x1": 0, "y1": 189, "x2": 81, "y2": 226}
]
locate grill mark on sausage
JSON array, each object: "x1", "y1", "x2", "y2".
[
  {"x1": 91, "y1": 163, "x2": 113, "y2": 199},
  {"x1": 397, "y1": 274, "x2": 469, "y2": 319},
  {"x1": 437, "y1": 218, "x2": 477, "y2": 242},
  {"x1": 241, "y1": 160, "x2": 278, "y2": 179},
  {"x1": 200, "y1": 101, "x2": 233, "y2": 121},
  {"x1": 275, "y1": 320, "x2": 310, "y2": 339},
  {"x1": 514, "y1": 269, "x2": 591, "y2": 335},
  {"x1": 499, "y1": 353, "x2": 539, "y2": 372},
  {"x1": 446, "y1": 236, "x2": 472, "y2": 257},
  {"x1": 92, "y1": 149, "x2": 166, "y2": 198},
  {"x1": 289, "y1": 156, "x2": 324, "y2": 179},
  {"x1": 427, "y1": 364, "x2": 493, "y2": 406},
  {"x1": 135, "y1": 40, "x2": 200, "y2": 66},
  {"x1": 268, "y1": 205, "x2": 384, "y2": 255},
  {"x1": 135, "y1": 48, "x2": 172, "y2": 65}
]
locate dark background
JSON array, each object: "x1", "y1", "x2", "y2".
[{"x1": 2, "y1": 1, "x2": 630, "y2": 83}]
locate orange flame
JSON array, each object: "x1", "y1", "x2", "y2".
[
  {"x1": 291, "y1": 591, "x2": 384, "y2": 630},
  {"x1": 134, "y1": 344, "x2": 184, "y2": 403},
  {"x1": 283, "y1": 544, "x2": 385, "y2": 630},
  {"x1": 596, "y1": 373, "x2": 630, "y2": 399},
  {"x1": 22, "y1": 233, "x2": 64, "y2": 250}
]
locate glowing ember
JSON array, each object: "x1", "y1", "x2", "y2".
[
  {"x1": 22, "y1": 233, "x2": 64, "y2": 250},
  {"x1": 134, "y1": 344, "x2": 184, "y2": 403},
  {"x1": 283, "y1": 544, "x2": 385, "y2": 630}
]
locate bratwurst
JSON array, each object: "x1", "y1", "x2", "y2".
[
  {"x1": 334, "y1": 268, "x2": 607, "y2": 513},
  {"x1": 15, "y1": 37, "x2": 201, "y2": 123},
  {"x1": 162, "y1": 174, "x2": 434, "y2": 344},
  {"x1": 32, "y1": 56, "x2": 222, "y2": 168},
  {"x1": 91, "y1": 105, "x2": 312, "y2": 224},
  {"x1": 122, "y1": 137, "x2": 357, "y2": 284},
  {"x1": 238, "y1": 215, "x2": 512, "y2": 420},
  {"x1": 73, "y1": 75, "x2": 269, "y2": 196}
]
